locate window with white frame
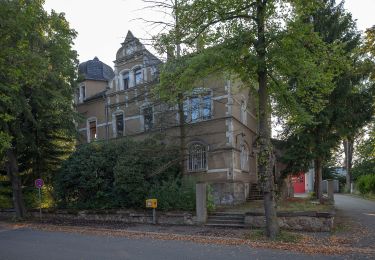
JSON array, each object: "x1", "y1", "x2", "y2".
[
  {"x1": 122, "y1": 71, "x2": 129, "y2": 90},
  {"x1": 115, "y1": 113, "x2": 124, "y2": 137},
  {"x1": 188, "y1": 143, "x2": 207, "y2": 171},
  {"x1": 142, "y1": 105, "x2": 153, "y2": 131},
  {"x1": 88, "y1": 120, "x2": 97, "y2": 142},
  {"x1": 134, "y1": 67, "x2": 142, "y2": 85},
  {"x1": 78, "y1": 85, "x2": 86, "y2": 103},
  {"x1": 240, "y1": 144, "x2": 249, "y2": 171},
  {"x1": 183, "y1": 90, "x2": 212, "y2": 123}
]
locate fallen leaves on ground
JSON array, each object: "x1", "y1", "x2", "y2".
[{"x1": 27, "y1": 223, "x2": 375, "y2": 257}]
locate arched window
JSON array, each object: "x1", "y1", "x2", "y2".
[
  {"x1": 240, "y1": 144, "x2": 249, "y2": 171},
  {"x1": 188, "y1": 143, "x2": 207, "y2": 171}
]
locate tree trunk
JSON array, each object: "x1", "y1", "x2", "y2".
[
  {"x1": 178, "y1": 93, "x2": 186, "y2": 176},
  {"x1": 175, "y1": 0, "x2": 186, "y2": 176},
  {"x1": 314, "y1": 158, "x2": 323, "y2": 201},
  {"x1": 6, "y1": 149, "x2": 26, "y2": 218},
  {"x1": 256, "y1": 0, "x2": 279, "y2": 239},
  {"x1": 343, "y1": 138, "x2": 353, "y2": 192}
]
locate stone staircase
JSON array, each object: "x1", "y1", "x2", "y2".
[
  {"x1": 205, "y1": 212, "x2": 245, "y2": 228},
  {"x1": 247, "y1": 183, "x2": 263, "y2": 201}
]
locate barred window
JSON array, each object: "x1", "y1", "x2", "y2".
[{"x1": 188, "y1": 143, "x2": 207, "y2": 171}]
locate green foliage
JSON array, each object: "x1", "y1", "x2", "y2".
[
  {"x1": 22, "y1": 186, "x2": 54, "y2": 209},
  {"x1": 148, "y1": 178, "x2": 196, "y2": 211},
  {"x1": 54, "y1": 137, "x2": 192, "y2": 210},
  {"x1": 0, "y1": 0, "x2": 78, "y2": 213},
  {"x1": 280, "y1": 0, "x2": 374, "y2": 179},
  {"x1": 356, "y1": 174, "x2": 375, "y2": 194},
  {"x1": 352, "y1": 125, "x2": 375, "y2": 180},
  {"x1": 0, "y1": 180, "x2": 12, "y2": 208},
  {"x1": 206, "y1": 184, "x2": 216, "y2": 212}
]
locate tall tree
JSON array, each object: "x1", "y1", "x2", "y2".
[
  {"x1": 154, "y1": 0, "x2": 344, "y2": 238},
  {"x1": 0, "y1": 0, "x2": 77, "y2": 217},
  {"x1": 280, "y1": 0, "x2": 374, "y2": 198}
]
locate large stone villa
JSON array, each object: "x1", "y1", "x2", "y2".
[{"x1": 76, "y1": 31, "x2": 259, "y2": 205}]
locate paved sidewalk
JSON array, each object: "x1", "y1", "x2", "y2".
[{"x1": 334, "y1": 194, "x2": 375, "y2": 248}]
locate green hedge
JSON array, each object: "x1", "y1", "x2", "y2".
[
  {"x1": 54, "y1": 137, "x2": 195, "y2": 211},
  {"x1": 356, "y1": 174, "x2": 375, "y2": 194}
]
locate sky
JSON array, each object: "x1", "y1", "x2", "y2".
[{"x1": 43, "y1": 0, "x2": 375, "y2": 67}]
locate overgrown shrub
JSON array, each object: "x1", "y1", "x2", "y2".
[
  {"x1": 356, "y1": 174, "x2": 375, "y2": 194},
  {"x1": 148, "y1": 178, "x2": 196, "y2": 211},
  {"x1": 54, "y1": 137, "x2": 185, "y2": 210}
]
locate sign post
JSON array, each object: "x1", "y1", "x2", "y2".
[
  {"x1": 145, "y1": 199, "x2": 157, "y2": 224},
  {"x1": 34, "y1": 178, "x2": 44, "y2": 220}
]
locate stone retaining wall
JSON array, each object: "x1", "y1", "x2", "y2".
[
  {"x1": 0, "y1": 209, "x2": 195, "y2": 225},
  {"x1": 0, "y1": 209, "x2": 334, "y2": 231},
  {"x1": 244, "y1": 211, "x2": 334, "y2": 232}
]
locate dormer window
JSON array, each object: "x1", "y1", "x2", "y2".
[{"x1": 134, "y1": 67, "x2": 142, "y2": 85}]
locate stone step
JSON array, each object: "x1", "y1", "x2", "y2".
[
  {"x1": 208, "y1": 217, "x2": 244, "y2": 222},
  {"x1": 205, "y1": 223, "x2": 246, "y2": 228},
  {"x1": 247, "y1": 197, "x2": 263, "y2": 201},
  {"x1": 208, "y1": 215, "x2": 245, "y2": 220},
  {"x1": 210, "y1": 212, "x2": 244, "y2": 216}
]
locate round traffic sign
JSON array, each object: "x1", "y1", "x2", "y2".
[{"x1": 35, "y1": 178, "x2": 44, "y2": 189}]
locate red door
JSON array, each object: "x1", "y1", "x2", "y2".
[{"x1": 292, "y1": 172, "x2": 305, "y2": 193}]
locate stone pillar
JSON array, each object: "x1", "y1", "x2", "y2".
[
  {"x1": 327, "y1": 180, "x2": 334, "y2": 202},
  {"x1": 196, "y1": 183, "x2": 207, "y2": 224}
]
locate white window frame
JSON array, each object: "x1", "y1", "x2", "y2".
[
  {"x1": 79, "y1": 84, "x2": 86, "y2": 103},
  {"x1": 121, "y1": 70, "x2": 130, "y2": 90},
  {"x1": 112, "y1": 111, "x2": 125, "y2": 137},
  {"x1": 183, "y1": 89, "x2": 213, "y2": 123},
  {"x1": 188, "y1": 142, "x2": 208, "y2": 172},
  {"x1": 134, "y1": 66, "x2": 143, "y2": 86},
  {"x1": 87, "y1": 117, "x2": 97, "y2": 143}
]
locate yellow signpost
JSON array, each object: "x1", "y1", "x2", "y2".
[
  {"x1": 146, "y1": 199, "x2": 157, "y2": 224},
  {"x1": 146, "y1": 199, "x2": 157, "y2": 209}
]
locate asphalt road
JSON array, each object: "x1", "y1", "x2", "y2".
[
  {"x1": 334, "y1": 194, "x2": 375, "y2": 247},
  {"x1": 0, "y1": 225, "x2": 341, "y2": 260}
]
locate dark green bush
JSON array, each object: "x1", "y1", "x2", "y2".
[
  {"x1": 54, "y1": 137, "x2": 186, "y2": 210},
  {"x1": 356, "y1": 174, "x2": 375, "y2": 194},
  {"x1": 148, "y1": 177, "x2": 196, "y2": 211}
]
